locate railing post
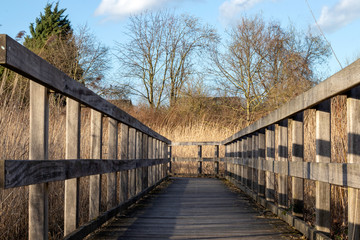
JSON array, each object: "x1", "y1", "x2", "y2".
[
  {"x1": 247, "y1": 136, "x2": 252, "y2": 188},
  {"x1": 119, "y1": 123, "x2": 129, "y2": 203},
  {"x1": 148, "y1": 137, "x2": 154, "y2": 186},
  {"x1": 135, "y1": 131, "x2": 143, "y2": 195},
  {"x1": 107, "y1": 118, "x2": 118, "y2": 210},
  {"x1": 252, "y1": 133, "x2": 258, "y2": 193},
  {"x1": 291, "y1": 113, "x2": 304, "y2": 217},
  {"x1": 265, "y1": 125, "x2": 275, "y2": 203},
  {"x1": 214, "y1": 145, "x2": 219, "y2": 175},
  {"x1": 347, "y1": 87, "x2": 360, "y2": 240},
  {"x1": 239, "y1": 138, "x2": 244, "y2": 184},
  {"x1": 168, "y1": 145, "x2": 172, "y2": 174},
  {"x1": 277, "y1": 119, "x2": 288, "y2": 209},
  {"x1": 198, "y1": 145, "x2": 202, "y2": 175},
  {"x1": 235, "y1": 140, "x2": 240, "y2": 182},
  {"x1": 89, "y1": 110, "x2": 102, "y2": 220},
  {"x1": 29, "y1": 82, "x2": 49, "y2": 240},
  {"x1": 258, "y1": 129, "x2": 265, "y2": 197},
  {"x1": 64, "y1": 98, "x2": 80, "y2": 235},
  {"x1": 128, "y1": 127, "x2": 136, "y2": 198},
  {"x1": 142, "y1": 133, "x2": 148, "y2": 190},
  {"x1": 315, "y1": 100, "x2": 331, "y2": 234},
  {"x1": 242, "y1": 137, "x2": 248, "y2": 186}
]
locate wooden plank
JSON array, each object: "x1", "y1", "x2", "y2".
[
  {"x1": 88, "y1": 178, "x2": 303, "y2": 240},
  {"x1": 291, "y1": 112, "x2": 304, "y2": 217},
  {"x1": 277, "y1": 120, "x2": 288, "y2": 208},
  {"x1": 29, "y1": 81, "x2": 49, "y2": 240},
  {"x1": 135, "y1": 131, "x2": 142, "y2": 195},
  {"x1": 171, "y1": 141, "x2": 221, "y2": 146},
  {"x1": 119, "y1": 123, "x2": 129, "y2": 203},
  {"x1": 222, "y1": 57, "x2": 360, "y2": 145},
  {"x1": 107, "y1": 118, "x2": 118, "y2": 210},
  {"x1": 347, "y1": 86, "x2": 360, "y2": 240},
  {"x1": 89, "y1": 110, "x2": 102, "y2": 220},
  {"x1": 315, "y1": 100, "x2": 331, "y2": 234},
  {"x1": 64, "y1": 98, "x2": 80, "y2": 236},
  {"x1": 0, "y1": 35, "x2": 169, "y2": 144},
  {"x1": 64, "y1": 176, "x2": 167, "y2": 240},
  {"x1": 0, "y1": 159, "x2": 170, "y2": 189},
  {"x1": 128, "y1": 128, "x2": 136, "y2": 198}
]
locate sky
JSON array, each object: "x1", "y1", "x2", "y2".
[{"x1": 1, "y1": 0, "x2": 360, "y2": 81}]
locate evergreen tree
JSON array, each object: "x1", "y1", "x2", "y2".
[{"x1": 24, "y1": 2, "x2": 71, "y2": 50}]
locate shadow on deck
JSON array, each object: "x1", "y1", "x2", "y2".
[{"x1": 87, "y1": 177, "x2": 303, "y2": 240}]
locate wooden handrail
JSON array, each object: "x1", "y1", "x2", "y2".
[{"x1": 0, "y1": 34, "x2": 170, "y2": 144}]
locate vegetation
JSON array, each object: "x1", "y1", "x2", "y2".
[{"x1": 0, "y1": 3, "x2": 347, "y2": 240}]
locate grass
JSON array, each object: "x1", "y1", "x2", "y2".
[{"x1": 0, "y1": 77, "x2": 350, "y2": 239}]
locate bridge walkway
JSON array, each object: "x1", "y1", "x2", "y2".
[{"x1": 88, "y1": 178, "x2": 303, "y2": 240}]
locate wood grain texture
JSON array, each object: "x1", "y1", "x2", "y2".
[
  {"x1": 171, "y1": 141, "x2": 221, "y2": 146},
  {"x1": 88, "y1": 178, "x2": 303, "y2": 240},
  {"x1": 222, "y1": 57, "x2": 360, "y2": 145},
  {"x1": 29, "y1": 82, "x2": 49, "y2": 240},
  {"x1": 0, "y1": 34, "x2": 169, "y2": 144},
  {"x1": 1, "y1": 159, "x2": 170, "y2": 189}
]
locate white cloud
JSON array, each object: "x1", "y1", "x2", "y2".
[
  {"x1": 94, "y1": 0, "x2": 201, "y2": 20},
  {"x1": 95, "y1": 0, "x2": 168, "y2": 20},
  {"x1": 317, "y1": 0, "x2": 360, "y2": 33},
  {"x1": 219, "y1": 0, "x2": 264, "y2": 22}
]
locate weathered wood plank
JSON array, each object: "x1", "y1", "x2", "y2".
[
  {"x1": 0, "y1": 34, "x2": 169, "y2": 144},
  {"x1": 88, "y1": 178, "x2": 303, "y2": 240},
  {"x1": 0, "y1": 159, "x2": 169, "y2": 189},
  {"x1": 89, "y1": 110, "x2": 102, "y2": 220},
  {"x1": 171, "y1": 141, "x2": 221, "y2": 146},
  {"x1": 222, "y1": 57, "x2": 360, "y2": 145},
  {"x1": 29, "y1": 81, "x2": 49, "y2": 240},
  {"x1": 347, "y1": 86, "x2": 360, "y2": 240},
  {"x1": 107, "y1": 118, "x2": 118, "y2": 210},
  {"x1": 64, "y1": 98, "x2": 81, "y2": 236}
]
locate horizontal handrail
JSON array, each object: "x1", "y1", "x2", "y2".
[
  {"x1": 0, "y1": 158, "x2": 169, "y2": 189},
  {"x1": 222, "y1": 58, "x2": 360, "y2": 144},
  {"x1": 0, "y1": 34, "x2": 170, "y2": 144},
  {"x1": 225, "y1": 158, "x2": 360, "y2": 189},
  {"x1": 171, "y1": 141, "x2": 221, "y2": 146}
]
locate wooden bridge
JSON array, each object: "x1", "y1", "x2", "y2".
[{"x1": 1, "y1": 34, "x2": 360, "y2": 239}]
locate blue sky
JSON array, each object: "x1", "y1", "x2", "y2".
[{"x1": 1, "y1": 0, "x2": 360, "y2": 79}]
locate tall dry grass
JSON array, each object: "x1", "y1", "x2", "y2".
[{"x1": 0, "y1": 73, "x2": 350, "y2": 239}]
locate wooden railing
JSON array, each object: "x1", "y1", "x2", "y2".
[
  {"x1": 0, "y1": 35, "x2": 171, "y2": 240},
  {"x1": 170, "y1": 142, "x2": 223, "y2": 176},
  {"x1": 222, "y1": 59, "x2": 360, "y2": 240}
]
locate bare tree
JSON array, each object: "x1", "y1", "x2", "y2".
[
  {"x1": 115, "y1": 10, "x2": 218, "y2": 108},
  {"x1": 210, "y1": 15, "x2": 330, "y2": 122}
]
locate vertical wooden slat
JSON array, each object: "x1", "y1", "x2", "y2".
[
  {"x1": 252, "y1": 133, "x2": 258, "y2": 193},
  {"x1": 142, "y1": 134, "x2": 149, "y2": 190},
  {"x1": 214, "y1": 145, "x2": 219, "y2": 175},
  {"x1": 128, "y1": 127, "x2": 136, "y2": 198},
  {"x1": 291, "y1": 113, "x2": 304, "y2": 217},
  {"x1": 148, "y1": 137, "x2": 153, "y2": 186},
  {"x1": 347, "y1": 87, "x2": 360, "y2": 240},
  {"x1": 278, "y1": 119, "x2": 288, "y2": 209},
  {"x1": 247, "y1": 136, "x2": 252, "y2": 188},
  {"x1": 119, "y1": 123, "x2": 129, "y2": 203},
  {"x1": 239, "y1": 139, "x2": 243, "y2": 184},
  {"x1": 315, "y1": 100, "x2": 331, "y2": 233},
  {"x1": 265, "y1": 125, "x2": 275, "y2": 202},
  {"x1": 258, "y1": 129, "x2": 266, "y2": 197},
  {"x1": 135, "y1": 131, "x2": 142, "y2": 195},
  {"x1": 29, "y1": 82, "x2": 49, "y2": 240},
  {"x1": 107, "y1": 118, "x2": 118, "y2": 210},
  {"x1": 242, "y1": 137, "x2": 248, "y2": 186},
  {"x1": 89, "y1": 110, "x2": 102, "y2": 220},
  {"x1": 64, "y1": 98, "x2": 80, "y2": 236},
  {"x1": 198, "y1": 145, "x2": 202, "y2": 175}
]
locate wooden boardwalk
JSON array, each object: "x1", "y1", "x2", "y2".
[{"x1": 88, "y1": 178, "x2": 303, "y2": 240}]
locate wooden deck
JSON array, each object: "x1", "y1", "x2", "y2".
[{"x1": 88, "y1": 178, "x2": 303, "y2": 240}]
